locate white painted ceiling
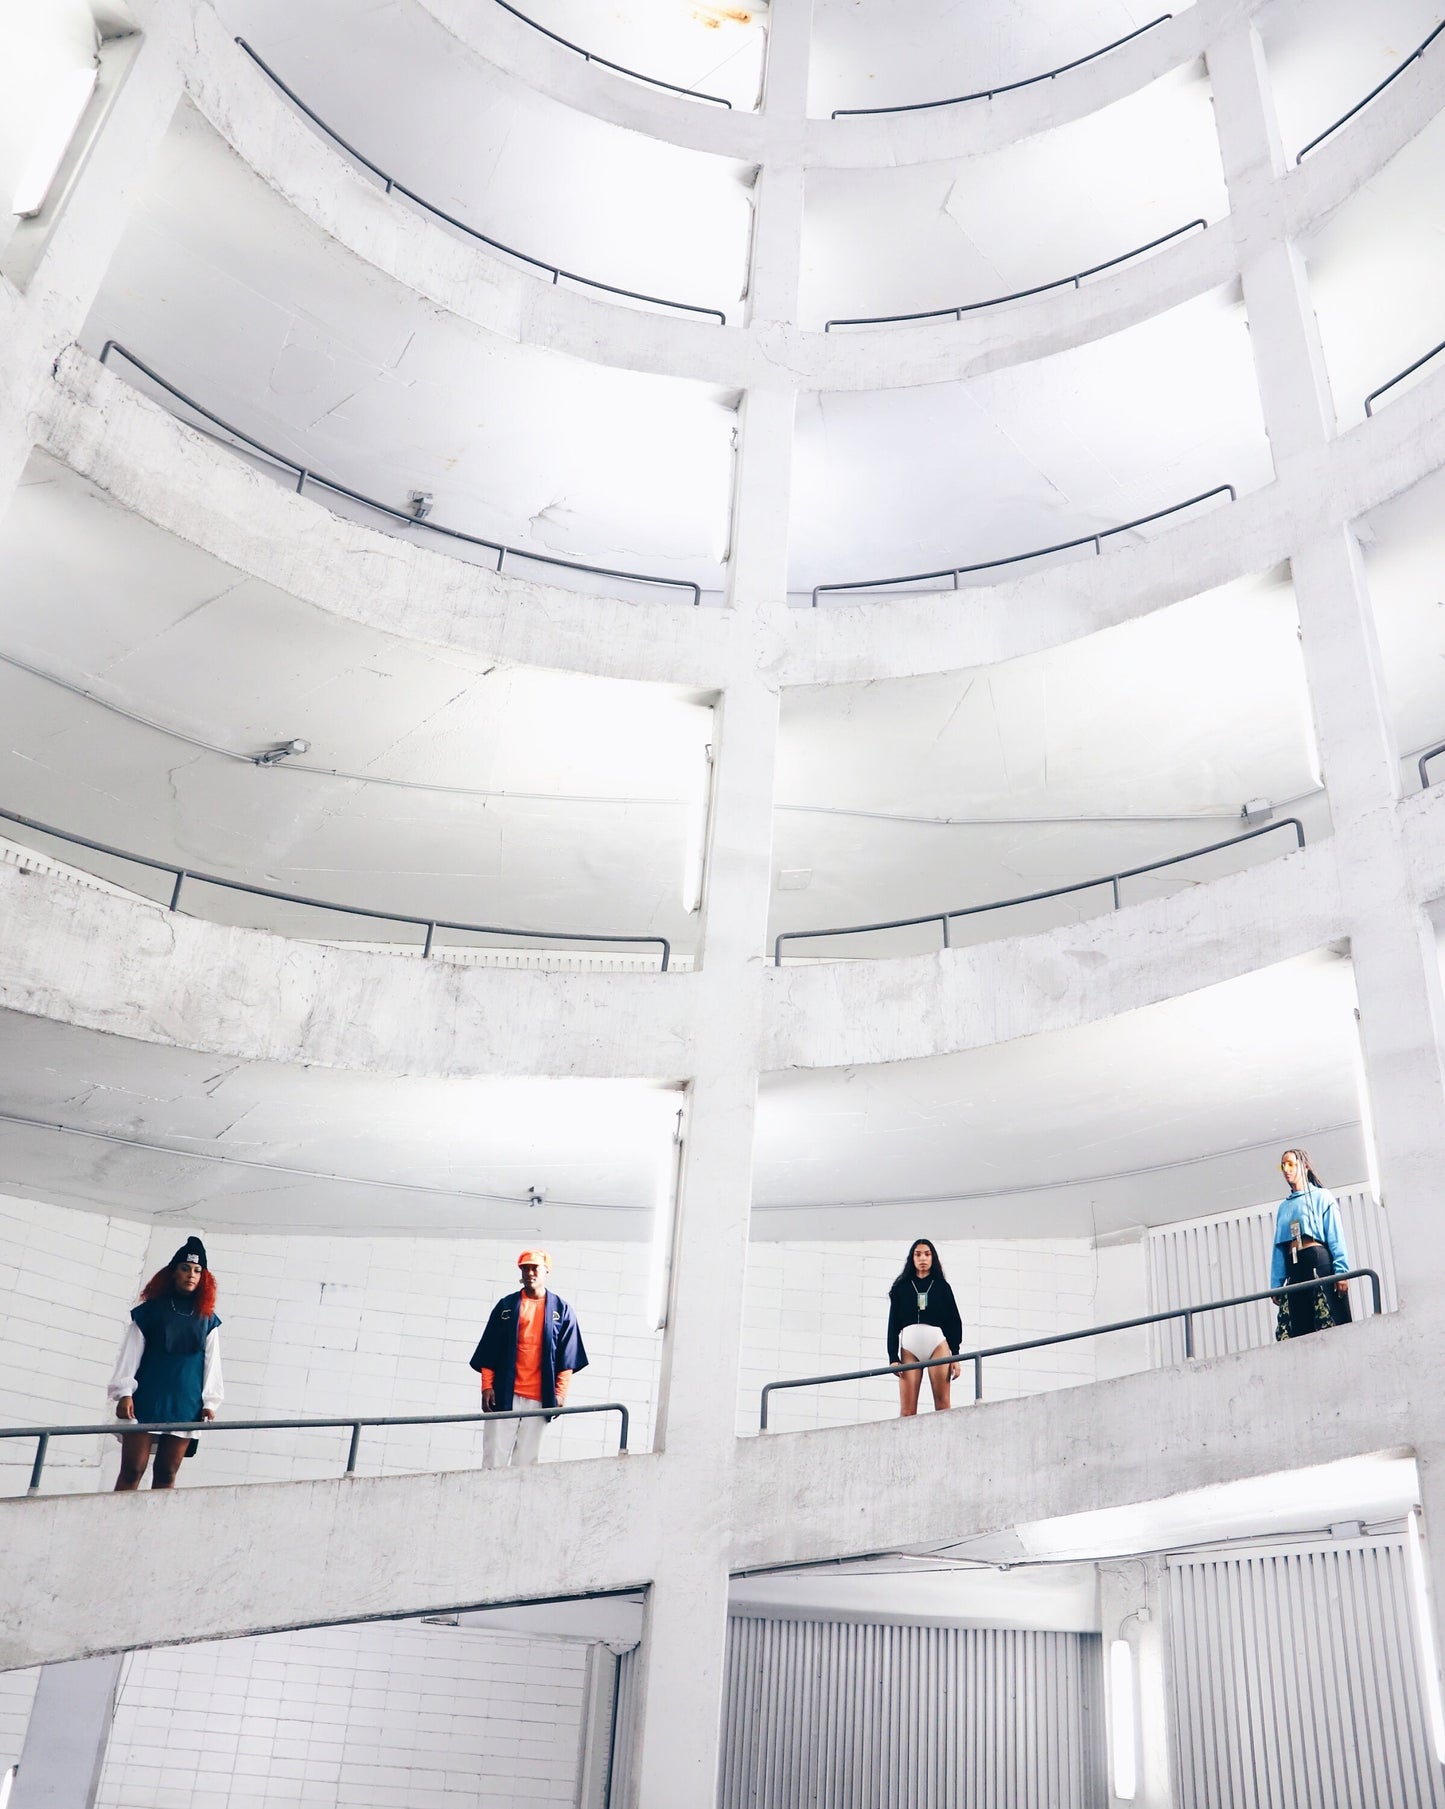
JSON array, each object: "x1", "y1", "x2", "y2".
[
  {"x1": 802, "y1": 63, "x2": 1227, "y2": 328},
  {"x1": 807, "y1": 0, "x2": 1167, "y2": 118},
  {"x1": 753, "y1": 951, "x2": 1368, "y2": 1240},
  {"x1": 213, "y1": 0, "x2": 756, "y2": 301},
  {"x1": 1303, "y1": 102, "x2": 1445, "y2": 425},
  {"x1": 1258, "y1": 0, "x2": 1445, "y2": 162},
  {"x1": 0, "y1": 454, "x2": 710, "y2": 952},
  {"x1": 83, "y1": 103, "x2": 737, "y2": 592},
  {"x1": 789, "y1": 287, "x2": 1274, "y2": 591},
  {"x1": 0, "y1": 1012, "x2": 681, "y2": 1237},
  {"x1": 734, "y1": 1454, "x2": 1419, "y2": 1625},
  {"x1": 0, "y1": 952, "x2": 1367, "y2": 1240}
]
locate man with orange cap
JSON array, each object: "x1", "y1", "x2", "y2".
[{"x1": 468, "y1": 1251, "x2": 589, "y2": 1468}]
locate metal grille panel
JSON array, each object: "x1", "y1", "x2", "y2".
[
  {"x1": 1146, "y1": 1185, "x2": 1396, "y2": 1363},
  {"x1": 1168, "y1": 1539, "x2": 1445, "y2": 1809},
  {"x1": 718, "y1": 1619, "x2": 1105, "y2": 1809}
]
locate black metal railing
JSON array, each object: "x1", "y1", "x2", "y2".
[
  {"x1": 1365, "y1": 337, "x2": 1445, "y2": 417},
  {"x1": 1420, "y1": 742, "x2": 1445, "y2": 789},
  {"x1": 810, "y1": 483, "x2": 1237, "y2": 605},
  {"x1": 98, "y1": 342, "x2": 704, "y2": 605},
  {"x1": 830, "y1": 15, "x2": 1171, "y2": 118},
  {"x1": 759, "y1": 1267, "x2": 1383, "y2": 1427},
  {"x1": 235, "y1": 37, "x2": 727, "y2": 324},
  {"x1": 773, "y1": 816, "x2": 1304, "y2": 963},
  {"x1": 824, "y1": 219, "x2": 1208, "y2": 330},
  {"x1": 3, "y1": 1402, "x2": 631, "y2": 1495},
  {"x1": 494, "y1": 0, "x2": 733, "y2": 107},
  {"x1": 0, "y1": 802, "x2": 672, "y2": 970},
  {"x1": 1297, "y1": 18, "x2": 1445, "y2": 162}
]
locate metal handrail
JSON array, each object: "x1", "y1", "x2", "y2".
[
  {"x1": 0, "y1": 803, "x2": 671, "y2": 970},
  {"x1": 824, "y1": 219, "x2": 1207, "y2": 330},
  {"x1": 1297, "y1": 18, "x2": 1445, "y2": 162},
  {"x1": 98, "y1": 341, "x2": 703, "y2": 606},
  {"x1": 773, "y1": 816, "x2": 1304, "y2": 963},
  {"x1": 1365, "y1": 338, "x2": 1445, "y2": 417},
  {"x1": 234, "y1": 38, "x2": 728, "y2": 324},
  {"x1": 2, "y1": 1403, "x2": 631, "y2": 1495},
  {"x1": 810, "y1": 483, "x2": 1237, "y2": 605},
  {"x1": 494, "y1": 0, "x2": 733, "y2": 108},
  {"x1": 830, "y1": 15, "x2": 1172, "y2": 118},
  {"x1": 1420, "y1": 742, "x2": 1445, "y2": 789},
  {"x1": 759, "y1": 1267, "x2": 1383, "y2": 1428}
]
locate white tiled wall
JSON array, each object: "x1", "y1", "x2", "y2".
[
  {"x1": 739, "y1": 1237, "x2": 1117, "y2": 1435},
  {"x1": 94, "y1": 1620, "x2": 589, "y2": 1809},
  {"x1": 0, "y1": 1193, "x2": 149, "y2": 1495},
  {"x1": 0, "y1": 1668, "x2": 40, "y2": 1775},
  {"x1": 123, "y1": 1226, "x2": 664, "y2": 1485}
]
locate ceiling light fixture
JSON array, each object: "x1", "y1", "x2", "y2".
[
  {"x1": 1108, "y1": 1639, "x2": 1138, "y2": 1801},
  {"x1": 11, "y1": 62, "x2": 97, "y2": 218},
  {"x1": 251, "y1": 737, "x2": 311, "y2": 767},
  {"x1": 648, "y1": 1101, "x2": 686, "y2": 1332},
  {"x1": 681, "y1": 739, "x2": 714, "y2": 914}
]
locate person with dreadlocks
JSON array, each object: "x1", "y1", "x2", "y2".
[
  {"x1": 108, "y1": 1236, "x2": 223, "y2": 1489},
  {"x1": 1271, "y1": 1149, "x2": 1352, "y2": 1340}
]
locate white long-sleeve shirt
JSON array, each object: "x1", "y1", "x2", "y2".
[{"x1": 108, "y1": 1321, "x2": 224, "y2": 1412}]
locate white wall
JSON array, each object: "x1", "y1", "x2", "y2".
[
  {"x1": 0, "y1": 1670, "x2": 40, "y2": 1778},
  {"x1": 0, "y1": 1192, "x2": 149, "y2": 1495},
  {"x1": 94, "y1": 1621, "x2": 588, "y2": 1809},
  {"x1": 126, "y1": 1225, "x2": 663, "y2": 1483}
]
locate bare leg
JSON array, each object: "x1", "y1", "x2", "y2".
[
  {"x1": 926, "y1": 1344, "x2": 952, "y2": 1412},
  {"x1": 897, "y1": 1363, "x2": 923, "y2": 1417},
  {"x1": 114, "y1": 1431, "x2": 152, "y2": 1491},
  {"x1": 150, "y1": 1435, "x2": 188, "y2": 1489}
]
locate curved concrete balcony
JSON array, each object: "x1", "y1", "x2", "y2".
[
  {"x1": 35, "y1": 348, "x2": 1445, "y2": 690},
  {"x1": 0, "y1": 1306, "x2": 1408, "y2": 1670},
  {"x1": 171, "y1": 1, "x2": 1445, "y2": 390},
  {"x1": 0, "y1": 859, "x2": 698, "y2": 1081}
]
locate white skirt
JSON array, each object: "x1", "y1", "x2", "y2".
[{"x1": 898, "y1": 1323, "x2": 948, "y2": 1362}]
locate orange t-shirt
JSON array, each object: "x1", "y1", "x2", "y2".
[{"x1": 481, "y1": 1292, "x2": 545, "y2": 1401}]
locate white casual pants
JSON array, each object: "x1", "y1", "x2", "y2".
[{"x1": 482, "y1": 1401, "x2": 546, "y2": 1469}]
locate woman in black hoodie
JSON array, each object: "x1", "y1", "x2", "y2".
[{"x1": 887, "y1": 1238, "x2": 963, "y2": 1416}]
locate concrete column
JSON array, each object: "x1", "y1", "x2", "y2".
[
  {"x1": 0, "y1": 20, "x2": 182, "y2": 516},
  {"x1": 1290, "y1": 529, "x2": 1445, "y2": 1311},
  {"x1": 1206, "y1": 21, "x2": 1337, "y2": 460},
  {"x1": 746, "y1": 0, "x2": 811, "y2": 329},
  {"x1": 10, "y1": 1656, "x2": 123, "y2": 1809},
  {"x1": 1098, "y1": 1559, "x2": 1177, "y2": 1809}
]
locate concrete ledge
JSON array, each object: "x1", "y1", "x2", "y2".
[
  {"x1": 731, "y1": 1305, "x2": 1419, "y2": 1571},
  {"x1": 0, "y1": 1311, "x2": 1422, "y2": 1670},
  {"x1": 763, "y1": 836, "x2": 1347, "y2": 1070},
  {"x1": 38, "y1": 349, "x2": 740, "y2": 690},
  {"x1": 0, "y1": 1449, "x2": 664, "y2": 1670},
  {"x1": 0, "y1": 862, "x2": 697, "y2": 1080}
]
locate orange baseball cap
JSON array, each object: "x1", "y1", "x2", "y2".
[{"x1": 517, "y1": 1250, "x2": 551, "y2": 1269}]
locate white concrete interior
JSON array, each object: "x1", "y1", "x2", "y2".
[
  {"x1": 5, "y1": 0, "x2": 1445, "y2": 1802},
  {"x1": 790, "y1": 287, "x2": 1273, "y2": 592},
  {"x1": 802, "y1": 64, "x2": 1227, "y2": 327}
]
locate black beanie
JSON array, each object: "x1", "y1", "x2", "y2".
[{"x1": 171, "y1": 1235, "x2": 208, "y2": 1269}]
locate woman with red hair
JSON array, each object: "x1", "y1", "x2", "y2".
[{"x1": 108, "y1": 1236, "x2": 223, "y2": 1490}]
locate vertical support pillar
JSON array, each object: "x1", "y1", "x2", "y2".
[
  {"x1": 10, "y1": 1656, "x2": 123, "y2": 1809},
  {"x1": 0, "y1": 16, "x2": 182, "y2": 516},
  {"x1": 1205, "y1": 18, "x2": 1337, "y2": 461}
]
